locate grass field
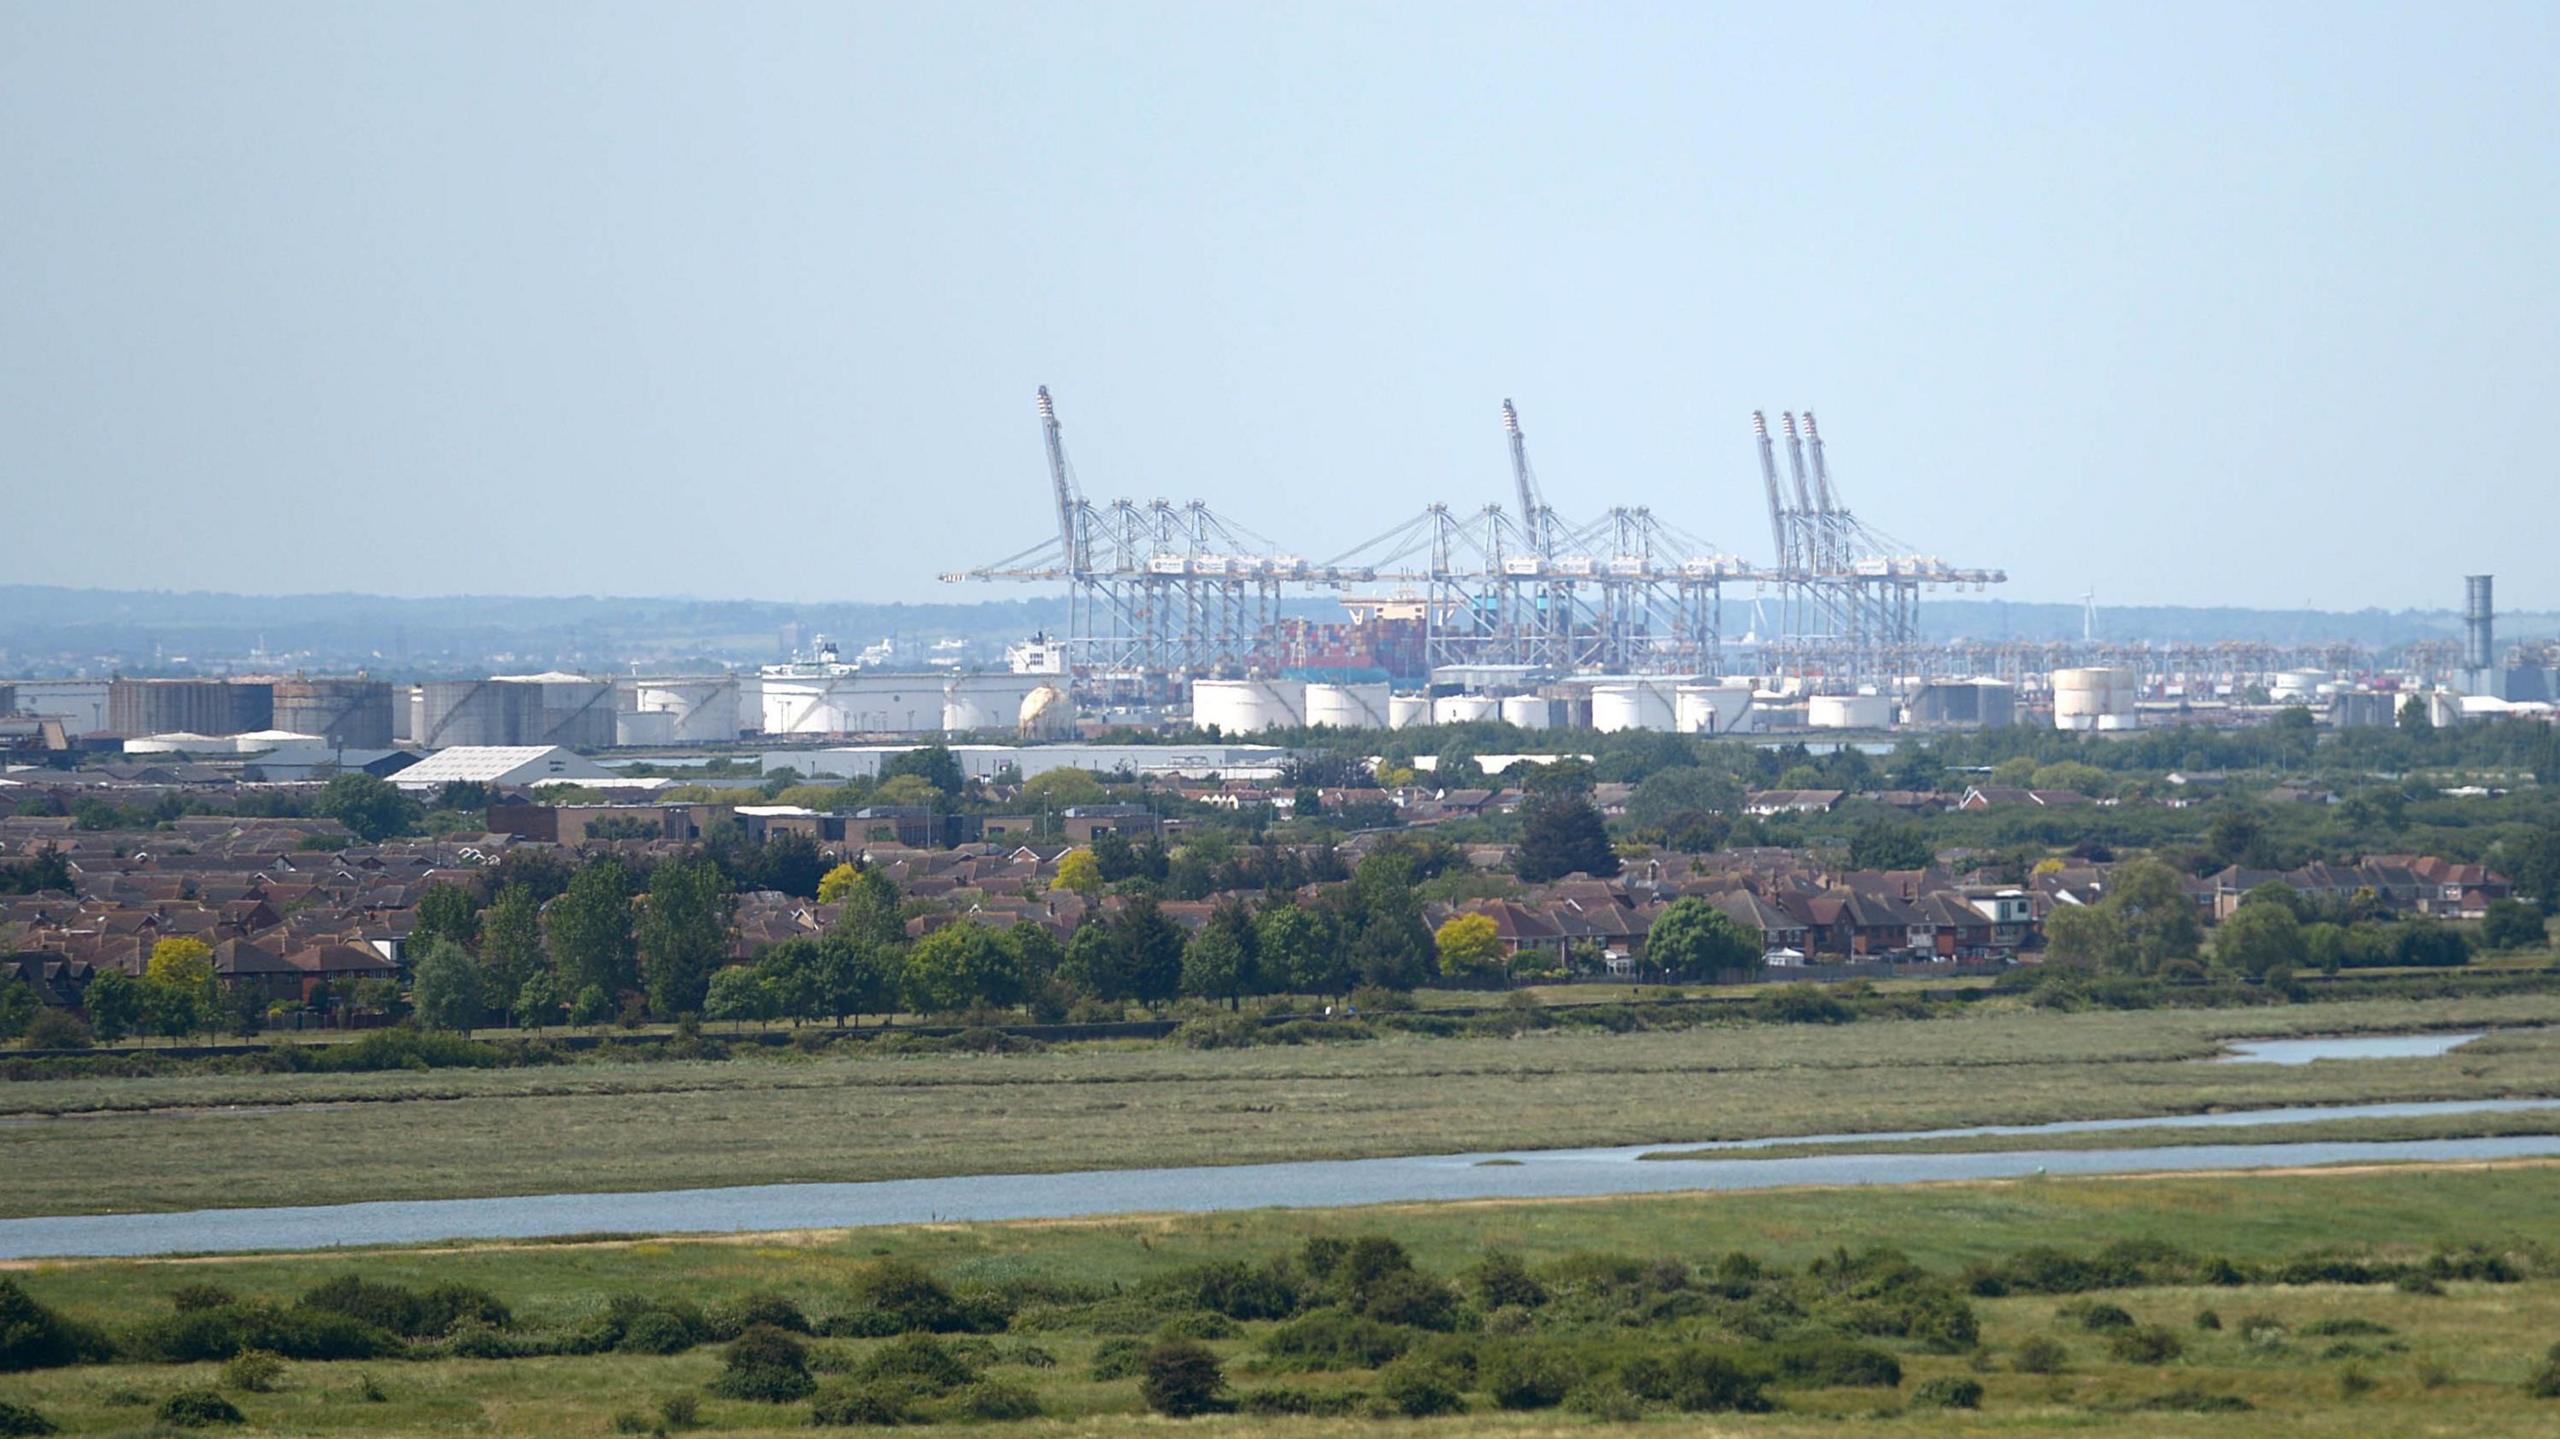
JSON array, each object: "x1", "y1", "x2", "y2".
[
  {"x1": 1642, "y1": 1105, "x2": 2560, "y2": 1161},
  {"x1": 3, "y1": 1163, "x2": 2558, "y2": 1435},
  {"x1": 1, "y1": 993, "x2": 2556, "y2": 1219}
]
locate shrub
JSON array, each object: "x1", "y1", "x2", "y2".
[
  {"x1": 619, "y1": 1310, "x2": 700, "y2": 1356},
  {"x1": 1623, "y1": 1347, "x2": 1773, "y2": 1413},
  {"x1": 829, "y1": 1259, "x2": 1005, "y2": 1336},
  {"x1": 1467, "y1": 1252, "x2": 1548, "y2": 1310},
  {"x1": 1140, "y1": 1339, "x2": 1228, "y2": 1417},
  {"x1": 1155, "y1": 1311, "x2": 1237, "y2": 1341},
  {"x1": 1358, "y1": 1270, "x2": 1458, "y2": 1331},
  {"x1": 156, "y1": 1390, "x2": 245, "y2": 1427},
  {"x1": 719, "y1": 1293, "x2": 811, "y2": 1336},
  {"x1": 658, "y1": 1392, "x2": 699, "y2": 1430},
  {"x1": 854, "y1": 1334, "x2": 977, "y2": 1396},
  {"x1": 0, "y1": 1279, "x2": 113, "y2": 1371},
  {"x1": 2528, "y1": 1344, "x2": 2560, "y2": 1400},
  {"x1": 1767, "y1": 1338, "x2": 1902, "y2": 1388},
  {"x1": 1481, "y1": 1344, "x2": 1575, "y2": 1410},
  {"x1": 2108, "y1": 1326, "x2": 2185, "y2": 1364},
  {"x1": 2074, "y1": 1302, "x2": 2136, "y2": 1332},
  {"x1": 1377, "y1": 1359, "x2": 1465, "y2": 1417},
  {"x1": 2124, "y1": 1386, "x2": 2252, "y2": 1413},
  {"x1": 170, "y1": 1283, "x2": 238, "y2": 1313},
  {"x1": 607, "y1": 1413, "x2": 653, "y2": 1435},
  {"x1": 957, "y1": 1379, "x2": 1041, "y2": 1420},
  {"x1": 2012, "y1": 1336, "x2": 2068, "y2": 1374},
  {"x1": 710, "y1": 1325, "x2": 815, "y2": 1402},
  {"x1": 1913, "y1": 1376, "x2": 1983, "y2": 1409},
  {"x1": 808, "y1": 1378, "x2": 917, "y2": 1426},
  {"x1": 294, "y1": 1276, "x2": 507, "y2": 1339},
  {"x1": 2301, "y1": 1317, "x2": 2394, "y2": 1337},
  {"x1": 2339, "y1": 1366, "x2": 2376, "y2": 1397},
  {"x1": 21, "y1": 1009, "x2": 90, "y2": 1050},
  {"x1": 129, "y1": 1301, "x2": 393, "y2": 1363},
  {"x1": 0, "y1": 1402, "x2": 54, "y2": 1437},
  {"x1": 1089, "y1": 1337, "x2": 1147, "y2": 1380},
  {"x1": 219, "y1": 1351, "x2": 284, "y2": 1393},
  {"x1": 2194, "y1": 1309, "x2": 2222, "y2": 1331},
  {"x1": 1164, "y1": 1260, "x2": 1301, "y2": 1322},
  {"x1": 1262, "y1": 1309, "x2": 1413, "y2": 1370}
]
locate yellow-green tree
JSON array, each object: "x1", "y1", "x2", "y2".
[
  {"x1": 1434, "y1": 912, "x2": 1507, "y2": 982},
  {"x1": 1052, "y1": 849, "x2": 1102, "y2": 896},
  {"x1": 817, "y1": 863, "x2": 865, "y2": 906},
  {"x1": 144, "y1": 936, "x2": 219, "y2": 1041}
]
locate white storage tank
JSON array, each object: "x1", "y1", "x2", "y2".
[
  {"x1": 1017, "y1": 684, "x2": 1076, "y2": 740},
  {"x1": 627, "y1": 676, "x2": 744, "y2": 744},
  {"x1": 2052, "y1": 667, "x2": 2139, "y2": 732},
  {"x1": 2270, "y1": 669, "x2": 2328, "y2": 702},
  {"x1": 761, "y1": 673, "x2": 947, "y2": 736},
  {"x1": 616, "y1": 710, "x2": 678, "y2": 746},
  {"x1": 942, "y1": 674, "x2": 1047, "y2": 733},
  {"x1": 1808, "y1": 693, "x2": 1894, "y2": 729},
  {"x1": 1431, "y1": 693, "x2": 1498, "y2": 725},
  {"x1": 1192, "y1": 679, "x2": 1307, "y2": 735},
  {"x1": 1498, "y1": 694, "x2": 1553, "y2": 730},
  {"x1": 1589, "y1": 677, "x2": 1678, "y2": 733},
  {"x1": 1675, "y1": 683, "x2": 1755, "y2": 735},
  {"x1": 1388, "y1": 694, "x2": 1431, "y2": 729},
  {"x1": 1304, "y1": 681, "x2": 1391, "y2": 730}
]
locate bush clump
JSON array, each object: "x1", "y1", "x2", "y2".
[
  {"x1": 717, "y1": 1293, "x2": 812, "y2": 1336},
  {"x1": 2108, "y1": 1325, "x2": 2186, "y2": 1364},
  {"x1": 827, "y1": 1260, "x2": 1009, "y2": 1337},
  {"x1": 296, "y1": 1275, "x2": 508, "y2": 1338},
  {"x1": 1766, "y1": 1338, "x2": 1902, "y2": 1388},
  {"x1": 1482, "y1": 1343, "x2": 1577, "y2": 1410},
  {"x1": 219, "y1": 1351, "x2": 284, "y2": 1393},
  {"x1": 1261, "y1": 1309, "x2": 1413, "y2": 1371},
  {"x1": 129, "y1": 1300, "x2": 391, "y2": 1364},
  {"x1": 156, "y1": 1390, "x2": 246, "y2": 1427},
  {"x1": 957, "y1": 1379, "x2": 1041, "y2": 1420},
  {"x1": 0, "y1": 1401, "x2": 55, "y2": 1437},
  {"x1": 1140, "y1": 1339, "x2": 1228, "y2": 1417},
  {"x1": 0, "y1": 1279, "x2": 114, "y2": 1371},
  {"x1": 1617, "y1": 1347, "x2": 1774, "y2": 1413},
  {"x1": 2012, "y1": 1335, "x2": 2068, "y2": 1373},
  {"x1": 1913, "y1": 1375, "x2": 1983, "y2": 1409},
  {"x1": 2527, "y1": 1344, "x2": 2560, "y2": 1399},
  {"x1": 854, "y1": 1334, "x2": 978, "y2": 1396},
  {"x1": 709, "y1": 1325, "x2": 815, "y2": 1402},
  {"x1": 809, "y1": 1378, "x2": 918, "y2": 1426}
]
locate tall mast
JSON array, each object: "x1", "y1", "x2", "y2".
[{"x1": 1502, "y1": 398, "x2": 1546, "y2": 556}]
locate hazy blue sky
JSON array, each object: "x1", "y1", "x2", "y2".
[{"x1": 4, "y1": 2, "x2": 2553, "y2": 611}]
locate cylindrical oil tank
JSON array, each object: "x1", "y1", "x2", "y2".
[
  {"x1": 1807, "y1": 693, "x2": 1894, "y2": 729},
  {"x1": 415, "y1": 679, "x2": 540, "y2": 746},
  {"x1": 761, "y1": 674, "x2": 945, "y2": 736},
  {"x1": 2052, "y1": 667, "x2": 2138, "y2": 732},
  {"x1": 626, "y1": 676, "x2": 743, "y2": 744},
  {"x1": 616, "y1": 710, "x2": 678, "y2": 746},
  {"x1": 535, "y1": 678, "x2": 615, "y2": 749},
  {"x1": 1431, "y1": 693, "x2": 1497, "y2": 725},
  {"x1": 1676, "y1": 683, "x2": 1755, "y2": 734},
  {"x1": 1192, "y1": 679, "x2": 1307, "y2": 735},
  {"x1": 942, "y1": 674, "x2": 1045, "y2": 734},
  {"x1": 1498, "y1": 694, "x2": 1553, "y2": 730},
  {"x1": 271, "y1": 679, "x2": 395, "y2": 748},
  {"x1": 2270, "y1": 669, "x2": 2328, "y2": 702},
  {"x1": 1589, "y1": 677, "x2": 1678, "y2": 733},
  {"x1": 1304, "y1": 681, "x2": 1391, "y2": 730},
  {"x1": 1388, "y1": 694, "x2": 1430, "y2": 729},
  {"x1": 1017, "y1": 684, "x2": 1076, "y2": 740},
  {"x1": 107, "y1": 679, "x2": 273, "y2": 738}
]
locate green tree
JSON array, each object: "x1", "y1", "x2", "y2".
[
  {"x1": 1179, "y1": 902, "x2": 1260, "y2": 1008},
  {"x1": 638, "y1": 855, "x2": 735, "y2": 1017},
  {"x1": 1645, "y1": 897, "x2": 1759, "y2": 979},
  {"x1": 1513, "y1": 792, "x2": 1619, "y2": 883},
  {"x1": 751, "y1": 831, "x2": 827, "y2": 899},
  {"x1": 1020, "y1": 767, "x2": 1106, "y2": 811},
  {"x1": 815, "y1": 863, "x2": 865, "y2": 906},
  {"x1": 881, "y1": 744, "x2": 965, "y2": 798},
  {"x1": 1112, "y1": 897, "x2": 1186, "y2": 1006},
  {"x1": 1254, "y1": 903, "x2": 1343, "y2": 996},
  {"x1": 902, "y1": 923, "x2": 1020, "y2": 1014},
  {"x1": 547, "y1": 859, "x2": 638, "y2": 1004},
  {"x1": 476, "y1": 884, "x2": 548, "y2": 1024},
  {"x1": 2048, "y1": 857, "x2": 2201, "y2": 975},
  {"x1": 829, "y1": 866, "x2": 904, "y2": 949},
  {"x1": 411, "y1": 883, "x2": 479, "y2": 958},
  {"x1": 409, "y1": 938, "x2": 484, "y2": 1031},
  {"x1": 0, "y1": 976, "x2": 37, "y2": 1043},
  {"x1": 2510, "y1": 825, "x2": 2560, "y2": 916},
  {"x1": 2214, "y1": 900, "x2": 2305, "y2": 980},
  {"x1": 83, "y1": 968, "x2": 142, "y2": 1043},
  {"x1": 1847, "y1": 818, "x2": 1933, "y2": 872},
  {"x1": 2480, "y1": 898, "x2": 2547, "y2": 952},
  {"x1": 703, "y1": 965, "x2": 775, "y2": 1029},
  {"x1": 1625, "y1": 767, "x2": 1743, "y2": 832},
  {"x1": 313, "y1": 772, "x2": 419, "y2": 843},
  {"x1": 2397, "y1": 694, "x2": 2433, "y2": 732},
  {"x1": 1432, "y1": 912, "x2": 1507, "y2": 983},
  {"x1": 1002, "y1": 922, "x2": 1063, "y2": 984},
  {"x1": 1058, "y1": 921, "x2": 1126, "y2": 1001}
]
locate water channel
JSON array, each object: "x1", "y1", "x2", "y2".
[{"x1": 4, "y1": 1096, "x2": 2554, "y2": 1260}]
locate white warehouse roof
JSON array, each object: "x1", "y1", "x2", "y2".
[{"x1": 389, "y1": 745, "x2": 619, "y2": 791}]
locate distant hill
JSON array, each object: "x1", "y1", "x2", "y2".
[{"x1": 3, "y1": 584, "x2": 2551, "y2": 678}]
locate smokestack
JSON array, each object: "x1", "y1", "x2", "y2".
[{"x1": 2465, "y1": 575, "x2": 2495, "y2": 672}]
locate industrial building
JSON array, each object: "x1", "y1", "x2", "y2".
[{"x1": 386, "y1": 745, "x2": 621, "y2": 793}]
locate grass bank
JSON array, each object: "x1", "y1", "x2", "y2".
[{"x1": 1641, "y1": 1104, "x2": 2560, "y2": 1162}]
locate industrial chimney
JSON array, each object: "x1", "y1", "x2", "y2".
[{"x1": 2464, "y1": 575, "x2": 2494, "y2": 673}]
